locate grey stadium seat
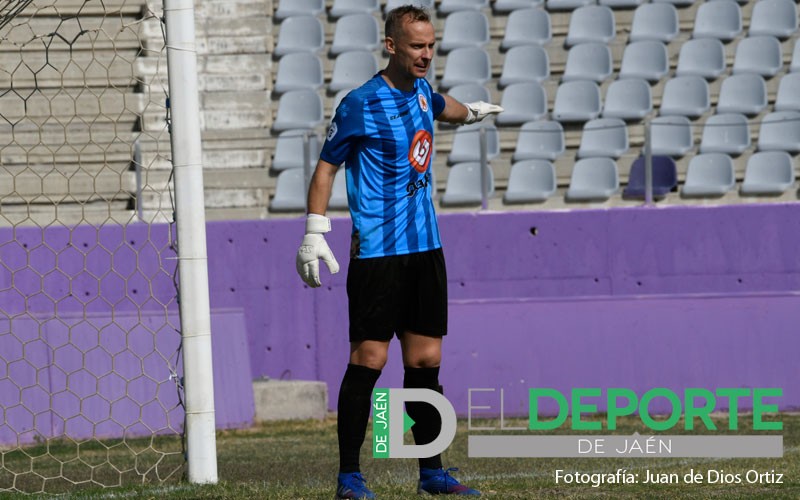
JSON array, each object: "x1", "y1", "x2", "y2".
[
  {"x1": 758, "y1": 111, "x2": 800, "y2": 153},
  {"x1": 546, "y1": 0, "x2": 595, "y2": 12},
  {"x1": 495, "y1": 82, "x2": 548, "y2": 126},
  {"x1": 676, "y1": 38, "x2": 726, "y2": 80},
  {"x1": 566, "y1": 157, "x2": 619, "y2": 201},
  {"x1": 659, "y1": 76, "x2": 710, "y2": 118},
  {"x1": 503, "y1": 160, "x2": 557, "y2": 204},
  {"x1": 445, "y1": 84, "x2": 490, "y2": 104},
  {"x1": 716, "y1": 74, "x2": 768, "y2": 116},
  {"x1": 699, "y1": 113, "x2": 751, "y2": 155},
  {"x1": 501, "y1": 8, "x2": 551, "y2": 49},
  {"x1": 270, "y1": 169, "x2": 306, "y2": 212},
  {"x1": 330, "y1": 0, "x2": 380, "y2": 18},
  {"x1": 272, "y1": 89, "x2": 324, "y2": 131},
  {"x1": 792, "y1": 39, "x2": 800, "y2": 72},
  {"x1": 565, "y1": 6, "x2": 615, "y2": 47},
  {"x1": 650, "y1": 116, "x2": 694, "y2": 157},
  {"x1": 732, "y1": 36, "x2": 783, "y2": 78},
  {"x1": 740, "y1": 151, "x2": 795, "y2": 195},
  {"x1": 385, "y1": 0, "x2": 433, "y2": 11},
  {"x1": 274, "y1": 16, "x2": 325, "y2": 56},
  {"x1": 498, "y1": 45, "x2": 549, "y2": 87},
  {"x1": 629, "y1": 3, "x2": 679, "y2": 43},
  {"x1": 775, "y1": 73, "x2": 800, "y2": 112},
  {"x1": 438, "y1": 0, "x2": 489, "y2": 14},
  {"x1": 681, "y1": 153, "x2": 736, "y2": 197},
  {"x1": 652, "y1": 0, "x2": 694, "y2": 6},
  {"x1": 577, "y1": 118, "x2": 629, "y2": 159},
  {"x1": 272, "y1": 130, "x2": 321, "y2": 172},
  {"x1": 562, "y1": 43, "x2": 612, "y2": 83},
  {"x1": 513, "y1": 121, "x2": 566, "y2": 161},
  {"x1": 275, "y1": 0, "x2": 324, "y2": 19},
  {"x1": 329, "y1": 168, "x2": 349, "y2": 210},
  {"x1": 552, "y1": 80, "x2": 602, "y2": 122},
  {"x1": 748, "y1": 0, "x2": 798, "y2": 39},
  {"x1": 619, "y1": 41, "x2": 669, "y2": 83},
  {"x1": 600, "y1": 0, "x2": 644, "y2": 8},
  {"x1": 693, "y1": 1, "x2": 742, "y2": 41},
  {"x1": 448, "y1": 123, "x2": 500, "y2": 163},
  {"x1": 329, "y1": 51, "x2": 378, "y2": 92},
  {"x1": 440, "y1": 47, "x2": 492, "y2": 89},
  {"x1": 494, "y1": 0, "x2": 544, "y2": 12},
  {"x1": 602, "y1": 78, "x2": 652, "y2": 121},
  {"x1": 440, "y1": 11, "x2": 490, "y2": 53},
  {"x1": 331, "y1": 14, "x2": 380, "y2": 56},
  {"x1": 273, "y1": 52, "x2": 324, "y2": 94},
  {"x1": 440, "y1": 162, "x2": 494, "y2": 207}
]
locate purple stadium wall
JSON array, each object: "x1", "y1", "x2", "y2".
[
  {"x1": 207, "y1": 203, "x2": 800, "y2": 417},
  {"x1": 2, "y1": 203, "x2": 798, "y2": 443}
]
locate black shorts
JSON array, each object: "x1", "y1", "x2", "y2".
[{"x1": 347, "y1": 248, "x2": 447, "y2": 342}]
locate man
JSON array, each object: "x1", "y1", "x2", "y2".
[{"x1": 295, "y1": 5, "x2": 502, "y2": 499}]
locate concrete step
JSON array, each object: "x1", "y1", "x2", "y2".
[
  {"x1": 0, "y1": 50, "x2": 140, "y2": 89},
  {"x1": 0, "y1": 122, "x2": 137, "y2": 149},
  {"x1": 252, "y1": 379, "x2": 328, "y2": 421},
  {"x1": 135, "y1": 54, "x2": 271, "y2": 92},
  {"x1": 20, "y1": 0, "x2": 147, "y2": 16},
  {"x1": 0, "y1": 90, "x2": 142, "y2": 122},
  {"x1": 0, "y1": 15, "x2": 144, "y2": 52},
  {"x1": 0, "y1": 168, "x2": 134, "y2": 203},
  {"x1": 0, "y1": 200, "x2": 135, "y2": 227}
]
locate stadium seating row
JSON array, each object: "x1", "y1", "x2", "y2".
[
  {"x1": 274, "y1": 0, "x2": 798, "y2": 55},
  {"x1": 271, "y1": 149, "x2": 796, "y2": 211}
]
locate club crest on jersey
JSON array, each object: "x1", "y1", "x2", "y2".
[
  {"x1": 327, "y1": 122, "x2": 338, "y2": 141},
  {"x1": 408, "y1": 130, "x2": 433, "y2": 173},
  {"x1": 418, "y1": 94, "x2": 428, "y2": 112}
]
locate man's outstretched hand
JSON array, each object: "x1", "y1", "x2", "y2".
[{"x1": 463, "y1": 101, "x2": 504, "y2": 124}]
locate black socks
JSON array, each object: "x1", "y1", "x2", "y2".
[
  {"x1": 337, "y1": 363, "x2": 382, "y2": 473},
  {"x1": 403, "y1": 366, "x2": 444, "y2": 471}
]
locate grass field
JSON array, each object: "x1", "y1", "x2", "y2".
[{"x1": 1, "y1": 414, "x2": 798, "y2": 499}]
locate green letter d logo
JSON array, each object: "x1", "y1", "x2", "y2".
[{"x1": 373, "y1": 388, "x2": 457, "y2": 458}]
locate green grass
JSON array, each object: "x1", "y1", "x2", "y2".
[{"x1": 1, "y1": 414, "x2": 798, "y2": 499}]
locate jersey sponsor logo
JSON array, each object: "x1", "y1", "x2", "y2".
[
  {"x1": 406, "y1": 172, "x2": 432, "y2": 198},
  {"x1": 418, "y1": 94, "x2": 428, "y2": 112},
  {"x1": 408, "y1": 130, "x2": 433, "y2": 173},
  {"x1": 327, "y1": 122, "x2": 338, "y2": 141}
]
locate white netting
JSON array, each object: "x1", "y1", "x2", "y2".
[{"x1": 0, "y1": 0, "x2": 184, "y2": 494}]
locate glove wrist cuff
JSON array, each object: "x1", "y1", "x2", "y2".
[
  {"x1": 305, "y1": 214, "x2": 331, "y2": 234},
  {"x1": 463, "y1": 103, "x2": 477, "y2": 124}
]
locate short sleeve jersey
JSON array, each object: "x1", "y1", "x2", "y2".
[{"x1": 320, "y1": 74, "x2": 443, "y2": 259}]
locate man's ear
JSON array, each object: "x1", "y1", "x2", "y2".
[{"x1": 385, "y1": 36, "x2": 395, "y2": 55}]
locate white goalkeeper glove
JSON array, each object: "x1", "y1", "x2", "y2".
[
  {"x1": 296, "y1": 214, "x2": 340, "y2": 288},
  {"x1": 463, "y1": 101, "x2": 504, "y2": 124}
]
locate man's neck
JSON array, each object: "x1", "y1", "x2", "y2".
[{"x1": 381, "y1": 65, "x2": 415, "y2": 92}]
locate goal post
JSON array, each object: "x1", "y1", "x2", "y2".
[{"x1": 163, "y1": 0, "x2": 217, "y2": 485}]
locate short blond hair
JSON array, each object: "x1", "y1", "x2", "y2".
[{"x1": 384, "y1": 5, "x2": 432, "y2": 39}]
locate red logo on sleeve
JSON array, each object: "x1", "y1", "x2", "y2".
[{"x1": 408, "y1": 130, "x2": 433, "y2": 173}]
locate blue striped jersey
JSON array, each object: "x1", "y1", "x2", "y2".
[{"x1": 320, "y1": 73, "x2": 444, "y2": 259}]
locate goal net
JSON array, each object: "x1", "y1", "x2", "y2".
[{"x1": 0, "y1": 0, "x2": 186, "y2": 493}]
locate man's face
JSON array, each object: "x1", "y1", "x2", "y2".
[{"x1": 386, "y1": 19, "x2": 435, "y2": 80}]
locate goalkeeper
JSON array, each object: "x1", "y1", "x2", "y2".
[{"x1": 296, "y1": 5, "x2": 501, "y2": 499}]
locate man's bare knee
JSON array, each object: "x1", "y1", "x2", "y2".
[{"x1": 350, "y1": 341, "x2": 389, "y2": 370}]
